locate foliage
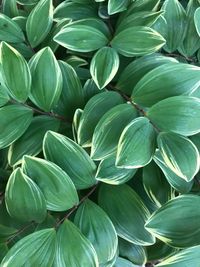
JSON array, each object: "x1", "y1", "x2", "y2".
[{"x1": 0, "y1": 0, "x2": 200, "y2": 266}]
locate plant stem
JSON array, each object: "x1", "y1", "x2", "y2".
[
  {"x1": 55, "y1": 183, "x2": 99, "y2": 228},
  {"x1": 6, "y1": 222, "x2": 35, "y2": 244}
]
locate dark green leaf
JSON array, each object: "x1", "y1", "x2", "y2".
[
  {"x1": 116, "y1": 117, "x2": 156, "y2": 168},
  {"x1": 23, "y1": 156, "x2": 79, "y2": 212},
  {"x1": 0, "y1": 104, "x2": 33, "y2": 149},
  {"x1": 43, "y1": 131, "x2": 97, "y2": 189},
  {"x1": 54, "y1": 220, "x2": 98, "y2": 267},
  {"x1": 145, "y1": 195, "x2": 200, "y2": 247},
  {"x1": 147, "y1": 96, "x2": 200, "y2": 136},
  {"x1": 1, "y1": 228, "x2": 56, "y2": 266},
  {"x1": 108, "y1": 0, "x2": 129, "y2": 15},
  {"x1": 5, "y1": 168, "x2": 47, "y2": 223},
  {"x1": 74, "y1": 199, "x2": 118, "y2": 265},
  {"x1": 99, "y1": 184, "x2": 155, "y2": 245}
]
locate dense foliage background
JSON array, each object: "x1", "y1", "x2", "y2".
[{"x1": 0, "y1": 0, "x2": 200, "y2": 266}]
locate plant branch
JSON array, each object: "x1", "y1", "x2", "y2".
[
  {"x1": 55, "y1": 183, "x2": 99, "y2": 228},
  {"x1": 6, "y1": 222, "x2": 35, "y2": 244}
]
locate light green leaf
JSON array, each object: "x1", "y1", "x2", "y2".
[
  {"x1": 116, "y1": 54, "x2": 177, "y2": 95},
  {"x1": 96, "y1": 153, "x2": 137, "y2": 185},
  {"x1": 0, "y1": 13, "x2": 25, "y2": 43},
  {"x1": 119, "y1": 238, "x2": 147, "y2": 266},
  {"x1": 0, "y1": 104, "x2": 33, "y2": 149},
  {"x1": 157, "y1": 245, "x2": 200, "y2": 267},
  {"x1": 161, "y1": 0, "x2": 186, "y2": 52},
  {"x1": 91, "y1": 103, "x2": 137, "y2": 160},
  {"x1": 147, "y1": 96, "x2": 200, "y2": 136},
  {"x1": 132, "y1": 63, "x2": 200, "y2": 107},
  {"x1": 108, "y1": 0, "x2": 129, "y2": 15},
  {"x1": 77, "y1": 91, "x2": 124, "y2": 147},
  {"x1": 54, "y1": 19, "x2": 109, "y2": 52},
  {"x1": 54, "y1": 220, "x2": 98, "y2": 267},
  {"x1": 111, "y1": 26, "x2": 165, "y2": 57},
  {"x1": 145, "y1": 195, "x2": 200, "y2": 247},
  {"x1": 29, "y1": 47, "x2": 63, "y2": 112},
  {"x1": 72, "y1": 108, "x2": 83, "y2": 142},
  {"x1": 194, "y1": 7, "x2": 200, "y2": 36},
  {"x1": 114, "y1": 257, "x2": 138, "y2": 267},
  {"x1": 178, "y1": 0, "x2": 200, "y2": 57},
  {"x1": 143, "y1": 161, "x2": 172, "y2": 208},
  {"x1": 116, "y1": 11, "x2": 163, "y2": 33},
  {"x1": 90, "y1": 47, "x2": 119, "y2": 89},
  {"x1": 153, "y1": 149, "x2": 194, "y2": 193},
  {"x1": 26, "y1": 0, "x2": 53, "y2": 47},
  {"x1": 99, "y1": 184, "x2": 155, "y2": 245},
  {"x1": 116, "y1": 117, "x2": 156, "y2": 168},
  {"x1": 54, "y1": 2, "x2": 98, "y2": 21},
  {"x1": 54, "y1": 60, "x2": 84, "y2": 118},
  {"x1": 0, "y1": 42, "x2": 31, "y2": 102},
  {"x1": 22, "y1": 156, "x2": 79, "y2": 212},
  {"x1": 43, "y1": 131, "x2": 96, "y2": 189},
  {"x1": 1, "y1": 228, "x2": 56, "y2": 266},
  {"x1": 157, "y1": 132, "x2": 199, "y2": 182},
  {"x1": 0, "y1": 84, "x2": 9, "y2": 107},
  {"x1": 74, "y1": 199, "x2": 118, "y2": 265},
  {"x1": 5, "y1": 168, "x2": 47, "y2": 223},
  {"x1": 126, "y1": 0, "x2": 161, "y2": 12},
  {"x1": 8, "y1": 115, "x2": 60, "y2": 166}
]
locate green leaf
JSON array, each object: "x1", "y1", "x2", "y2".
[
  {"x1": 91, "y1": 103, "x2": 137, "y2": 160},
  {"x1": 0, "y1": 104, "x2": 33, "y2": 149},
  {"x1": 26, "y1": 0, "x2": 53, "y2": 48},
  {"x1": 1, "y1": 228, "x2": 56, "y2": 266},
  {"x1": 161, "y1": 0, "x2": 186, "y2": 52},
  {"x1": 0, "y1": 13, "x2": 25, "y2": 43},
  {"x1": 72, "y1": 108, "x2": 83, "y2": 142},
  {"x1": 99, "y1": 184, "x2": 155, "y2": 245},
  {"x1": 126, "y1": 0, "x2": 161, "y2": 12},
  {"x1": 54, "y1": 60, "x2": 84, "y2": 118},
  {"x1": 54, "y1": 220, "x2": 98, "y2": 267},
  {"x1": 116, "y1": 117, "x2": 156, "y2": 168},
  {"x1": 0, "y1": 42, "x2": 31, "y2": 102},
  {"x1": 54, "y1": 19, "x2": 109, "y2": 52},
  {"x1": 132, "y1": 63, "x2": 200, "y2": 107},
  {"x1": 77, "y1": 91, "x2": 124, "y2": 147},
  {"x1": 157, "y1": 132, "x2": 199, "y2": 182},
  {"x1": 116, "y1": 10, "x2": 163, "y2": 33},
  {"x1": 8, "y1": 116, "x2": 60, "y2": 166},
  {"x1": 145, "y1": 195, "x2": 200, "y2": 247},
  {"x1": 108, "y1": 0, "x2": 129, "y2": 15},
  {"x1": 0, "y1": 243, "x2": 8, "y2": 262},
  {"x1": 0, "y1": 224, "x2": 17, "y2": 239},
  {"x1": 43, "y1": 131, "x2": 96, "y2": 189},
  {"x1": 114, "y1": 257, "x2": 138, "y2": 267},
  {"x1": 90, "y1": 47, "x2": 119, "y2": 89},
  {"x1": 29, "y1": 47, "x2": 63, "y2": 112},
  {"x1": 0, "y1": 84, "x2": 9, "y2": 107},
  {"x1": 119, "y1": 238, "x2": 147, "y2": 266},
  {"x1": 96, "y1": 153, "x2": 137, "y2": 185},
  {"x1": 143, "y1": 161, "x2": 172, "y2": 207},
  {"x1": 190, "y1": 133, "x2": 200, "y2": 153},
  {"x1": 22, "y1": 156, "x2": 79, "y2": 212},
  {"x1": 5, "y1": 168, "x2": 47, "y2": 223},
  {"x1": 111, "y1": 26, "x2": 165, "y2": 57},
  {"x1": 74, "y1": 199, "x2": 118, "y2": 265},
  {"x1": 153, "y1": 149, "x2": 194, "y2": 194},
  {"x1": 17, "y1": 0, "x2": 39, "y2": 4},
  {"x1": 178, "y1": 0, "x2": 200, "y2": 57},
  {"x1": 116, "y1": 54, "x2": 177, "y2": 95},
  {"x1": 54, "y1": 2, "x2": 98, "y2": 21},
  {"x1": 147, "y1": 96, "x2": 200, "y2": 136},
  {"x1": 194, "y1": 7, "x2": 200, "y2": 36},
  {"x1": 156, "y1": 245, "x2": 200, "y2": 267}
]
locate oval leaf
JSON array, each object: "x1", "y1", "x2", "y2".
[
  {"x1": 116, "y1": 117, "x2": 156, "y2": 168},
  {"x1": 54, "y1": 220, "x2": 98, "y2": 267},
  {"x1": 147, "y1": 96, "x2": 200, "y2": 136},
  {"x1": 43, "y1": 131, "x2": 96, "y2": 189},
  {"x1": 99, "y1": 184, "x2": 155, "y2": 245},
  {"x1": 74, "y1": 199, "x2": 118, "y2": 265},
  {"x1": 22, "y1": 156, "x2": 79, "y2": 212},
  {"x1": 145, "y1": 195, "x2": 200, "y2": 247},
  {"x1": 5, "y1": 168, "x2": 47, "y2": 223}
]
